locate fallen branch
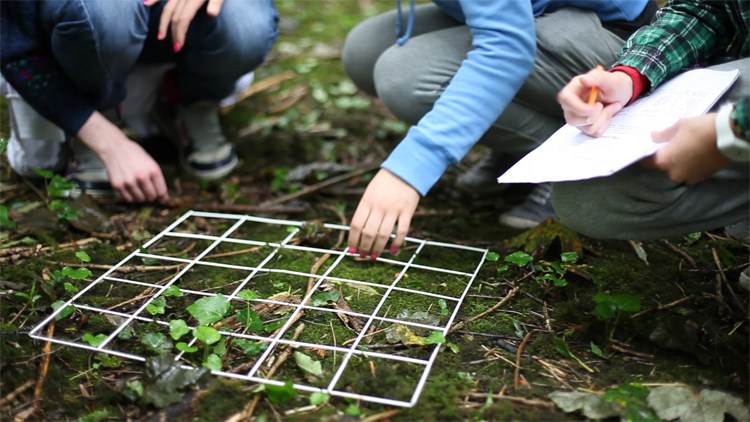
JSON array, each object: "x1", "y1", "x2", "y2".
[
  {"x1": 50, "y1": 262, "x2": 184, "y2": 274},
  {"x1": 514, "y1": 329, "x2": 537, "y2": 389},
  {"x1": 449, "y1": 285, "x2": 520, "y2": 334},
  {"x1": 361, "y1": 408, "x2": 403, "y2": 422},
  {"x1": 631, "y1": 296, "x2": 694, "y2": 318},
  {"x1": 163, "y1": 200, "x2": 308, "y2": 215},
  {"x1": 29, "y1": 322, "x2": 55, "y2": 420},
  {"x1": 0, "y1": 380, "x2": 34, "y2": 408},
  {"x1": 659, "y1": 240, "x2": 696, "y2": 267},
  {"x1": 260, "y1": 165, "x2": 379, "y2": 207},
  {"x1": 0, "y1": 237, "x2": 101, "y2": 264},
  {"x1": 465, "y1": 392, "x2": 555, "y2": 409}
]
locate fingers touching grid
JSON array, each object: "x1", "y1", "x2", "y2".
[{"x1": 30, "y1": 211, "x2": 488, "y2": 408}]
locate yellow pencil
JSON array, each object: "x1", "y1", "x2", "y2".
[{"x1": 587, "y1": 65, "x2": 604, "y2": 105}]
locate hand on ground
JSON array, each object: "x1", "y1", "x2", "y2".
[{"x1": 348, "y1": 169, "x2": 419, "y2": 259}]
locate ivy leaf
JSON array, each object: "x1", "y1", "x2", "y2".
[
  {"x1": 176, "y1": 342, "x2": 198, "y2": 353},
  {"x1": 61, "y1": 266, "x2": 92, "y2": 280},
  {"x1": 193, "y1": 326, "x2": 221, "y2": 345},
  {"x1": 82, "y1": 333, "x2": 107, "y2": 347},
  {"x1": 0, "y1": 205, "x2": 16, "y2": 229},
  {"x1": 504, "y1": 251, "x2": 533, "y2": 267},
  {"x1": 234, "y1": 339, "x2": 268, "y2": 356},
  {"x1": 186, "y1": 294, "x2": 231, "y2": 325},
  {"x1": 309, "y1": 392, "x2": 329, "y2": 406},
  {"x1": 163, "y1": 285, "x2": 183, "y2": 297},
  {"x1": 202, "y1": 353, "x2": 222, "y2": 371},
  {"x1": 146, "y1": 296, "x2": 167, "y2": 316},
  {"x1": 293, "y1": 351, "x2": 323, "y2": 377},
  {"x1": 485, "y1": 251, "x2": 500, "y2": 262},
  {"x1": 549, "y1": 390, "x2": 619, "y2": 420},
  {"x1": 237, "y1": 289, "x2": 260, "y2": 300},
  {"x1": 51, "y1": 300, "x2": 75, "y2": 320},
  {"x1": 590, "y1": 342, "x2": 607, "y2": 359},
  {"x1": 169, "y1": 319, "x2": 190, "y2": 340},
  {"x1": 257, "y1": 381, "x2": 298, "y2": 405},
  {"x1": 553, "y1": 336, "x2": 593, "y2": 373},
  {"x1": 63, "y1": 282, "x2": 79, "y2": 294},
  {"x1": 237, "y1": 308, "x2": 264, "y2": 333},
  {"x1": 141, "y1": 332, "x2": 173, "y2": 354},
  {"x1": 560, "y1": 251, "x2": 579, "y2": 263},
  {"x1": 75, "y1": 251, "x2": 91, "y2": 262},
  {"x1": 437, "y1": 299, "x2": 449, "y2": 316},
  {"x1": 424, "y1": 331, "x2": 446, "y2": 345},
  {"x1": 309, "y1": 291, "x2": 340, "y2": 307}
]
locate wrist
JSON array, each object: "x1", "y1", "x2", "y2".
[
  {"x1": 715, "y1": 103, "x2": 749, "y2": 162},
  {"x1": 76, "y1": 112, "x2": 124, "y2": 156},
  {"x1": 609, "y1": 65, "x2": 648, "y2": 105}
]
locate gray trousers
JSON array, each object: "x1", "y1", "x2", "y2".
[
  {"x1": 342, "y1": 4, "x2": 625, "y2": 157},
  {"x1": 551, "y1": 59, "x2": 750, "y2": 240}
]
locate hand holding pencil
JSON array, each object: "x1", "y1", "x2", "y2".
[{"x1": 557, "y1": 65, "x2": 634, "y2": 137}]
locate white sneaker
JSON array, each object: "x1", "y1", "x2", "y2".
[{"x1": 177, "y1": 100, "x2": 238, "y2": 180}]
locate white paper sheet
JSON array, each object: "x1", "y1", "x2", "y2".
[{"x1": 497, "y1": 68, "x2": 740, "y2": 184}]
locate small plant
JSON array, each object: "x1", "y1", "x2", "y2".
[
  {"x1": 496, "y1": 251, "x2": 579, "y2": 287},
  {"x1": 34, "y1": 169, "x2": 78, "y2": 221},
  {"x1": 592, "y1": 292, "x2": 641, "y2": 343}
]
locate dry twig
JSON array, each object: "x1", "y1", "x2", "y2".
[
  {"x1": 260, "y1": 165, "x2": 379, "y2": 207},
  {"x1": 448, "y1": 285, "x2": 520, "y2": 334}
]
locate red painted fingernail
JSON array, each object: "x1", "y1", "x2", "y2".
[
  {"x1": 359, "y1": 253, "x2": 366, "y2": 259},
  {"x1": 390, "y1": 247, "x2": 398, "y2": 254},
  {"x1": 370, "y1": 254, "x2": 378, "y2": 261},
  {"x1": 143, "y1": 0, "x2": 149, "y2": 4},
  {"x1": 157, "y1": 31, "x2": 163, "y2": 39},
  {"x1": 173, "y1": 42, "x2": 181, "y2": 53},
  {"x1": 348, "y1": 247, "x2": 357, "y2": 254}
]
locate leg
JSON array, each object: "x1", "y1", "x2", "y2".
[
  {"x1": 38, "y1": 0, "x2": 149, "y2": 109},
  {"x1": 342, "y1": 4, "x2": 461, "y2": 98},
  {"x1": 552, "y1": 58, "x2": 750, "y2": 239},
  {"x1": 141, "y1": 0, "x2": 279, "y2": 102}
]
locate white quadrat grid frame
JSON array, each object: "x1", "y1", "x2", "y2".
[{"x1": 30, "y1": 210, "x2": 489, "y2": 408}]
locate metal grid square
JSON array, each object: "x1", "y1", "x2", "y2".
[{"x1": 29, "y1": 211, "x2": 489, "y2": 408}]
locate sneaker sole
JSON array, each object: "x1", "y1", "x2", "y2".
[{"x1": 186, "y1": 154, "x2": 239, "y2": 180}]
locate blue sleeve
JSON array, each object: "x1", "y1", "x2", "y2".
[{"x1": 381, "y1": 0, "x2": 536, "y2": 195}]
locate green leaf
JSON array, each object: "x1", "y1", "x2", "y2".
[
  {"x1": 592, "y1": 292, "x2": 617, "y2": 321},
  {"x1": 213, "y1": 338, "x2": 227, "y2": 356},
  {"x1": 176, "y1": 342, "x2": 198, "y2": 353},
  {"x1": 34, "y1": 168, "x2": 55, "y2": 179},
  {"x1": 237, "y1": 308, "x2": 264, "y2": 332},
  {"x1": 611, "y1": 293, "x2": 641, "y2": 312},
  {"x1": 48, "y1": 174, "x2": 77, "y2": 197},
  {"x1": 140, "y1": 332, "x2": 173, "y2": 354},
  {"x1": 345, "y1": 403, "x2": 362, "y2": 416},
  {"x1": 193, "y1": 326, "x2": 222, "y2": 345},
  {"x1": 590, "y1": 342, "x2": 607, "y2": 359},
  {"x1": 560, "y1": 251, "x2": 579, "y2": 263},
  {"x1": 61, "y1": 266, "x2": 92, "y2": 280},
  {"x1": 169, "y1": 319, "x2": 190, "y2": 340},
  {"x1": 237, "y1": 289, "x2": 260, "y2": 300},
  {"x1": 437, "y1": 299, "x2": 449, "y2": 315},
  {"x1": 49, "y1": 199, "x2": 77, "y2": 220},
  {"x1": 234, "y1": 339, "x2": 268, "y2": 356},
  {"x1": 0, "y1": 137, "x2": 7, "y2": 154},
  {"x1": 309, "y1": 391, "x2": 330, "y2": 406},
  {"x1": 51, "y1": 300, "x2": 75, "y2": 320},
  {"x1": 186, "y1": 295, "x2": 231, "y2": 325},
  {"x1": 163, "y1": 285, "x2": 183, "y2": 297},
  {"x1": 125, "y1": 380, "x2": 144, "y2": 401},
  {"x1": 63, "y1": 282, "x2": 79, "y2": 294},
  {"x1": 0, "y1": 205, "x2": 16, "y2": 229},
  {"x1": 485, "y1": 251, "x2": 500, "y2": 262},
  {"x1": 82, "y1": 333, "x2": 108, "y2": 347},
  {"x1": 202, "y1": 353, "x2": 222, "y2": 371},
  {"x1": 146, "y1": 296, "x2": 167, "y2": 316},
  {"x1": 75, "y1": 251, "x2": 92, "y2": 262},
  {"x1": 553, "y1": 336, "x2": 593, "y2": 373},
  {"x1": 505, "y1": 251, "x2": 533, "y2": 267},
  {"x1": 293, "y1": 351, "x2": 323, "y2": 377},
  {"x1": 95, "y1": 354, "x2": 122, "y2": 368},
  {"x1": 446, "y1": 342, "x2": 460, "y2": 353},
  {"x1": 261, "y1": 381, "x2": 298, "y2": 405},
  {"x1": 309, "y1": 291, "x2": 340, "y2": 307},
  {"x1": 425, "y1": 331, "x2": 446, "y2": 345}
]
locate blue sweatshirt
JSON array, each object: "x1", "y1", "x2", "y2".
[{"x1": 382, "y1": 0, "x2": 650, "y2": 195}]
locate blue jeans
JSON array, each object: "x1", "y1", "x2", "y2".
[{"x1": 39, "y1": 0, "x2": 279, "y2": 108}]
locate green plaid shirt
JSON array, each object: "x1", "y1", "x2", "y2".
[{"x1": 615, "y1": 0, "x2": 749, "y2": 139}]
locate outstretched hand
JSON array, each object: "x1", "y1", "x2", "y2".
[
  {"x1": 557, "y1": 67, "x2": 633, "y2": 136},
  {"x1": 77, "y1": 112, "x2": 169, "y2": 203},
  {"x1": 145, "y1": 0, "x2": 225, "y2": 52},
  {"x1": 642, "y1": 113, "x2": 730, "y2": 184},
  {"x1": 348, "y1": 169, "x2": 420, "y2": 259}
]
